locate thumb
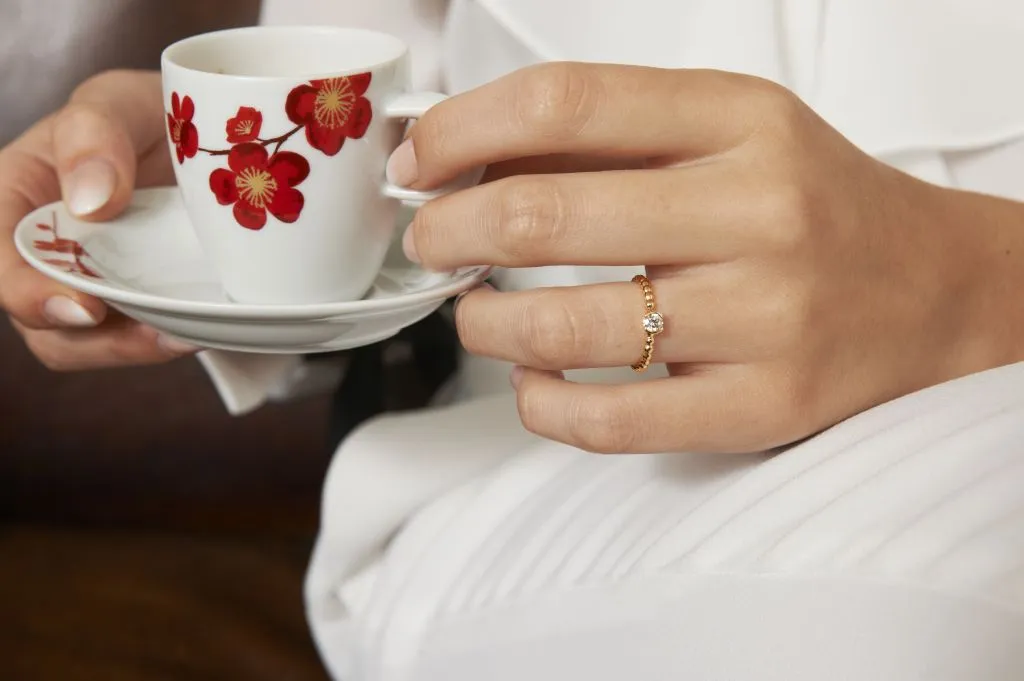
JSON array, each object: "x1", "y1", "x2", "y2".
[{"x1": 51, "y1": 70, "x2": 165, "y2": 221}]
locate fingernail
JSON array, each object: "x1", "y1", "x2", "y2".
[
  {"x1": 510, "y1": 365, "x2": 525, "y2": 389},
  {"x1": 158, "y1": 334, "x2": 199, "y2": 354},
  {"x1": 62, "y1": 158, "x2": 118, "y2": 216},
  {"x1": 43, "y1": 296, "x2": 98, "y2": 327},
  {"x1": 386, "y1": 139, "x2": 418, "y2": 187},
  {"x1": 402, "y1": 226, "x2": 420, "y2": 263}
]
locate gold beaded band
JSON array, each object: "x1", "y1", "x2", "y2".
[{"x1": 630, "y1": 274, "x2": 665, "y2": 373}]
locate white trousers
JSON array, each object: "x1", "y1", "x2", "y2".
[{"x1": 305, "y1": 360, "x2": 1024, "y2": 681}]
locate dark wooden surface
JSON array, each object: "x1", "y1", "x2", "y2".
[{"x1": 0, "y1": 526, "x2": 330, "y2": 681}]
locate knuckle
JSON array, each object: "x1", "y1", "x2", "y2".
[
  {"x1": 514, "y1": 62, "x2": 599, "y2": 138},
  {"x1": 496, "y1": 177, "x2": 566, "y2": 262},
  {"x1": 410, "y1": 199, "x2": 446, "y2": 262},
  {"x1": 52, "y1": 100, "x2": 111, "y2": 143},
  {"x1": 410, "y1": 101, "x2": 457, "y2": 165},
  {"x1": 748, "y1": 77, "x2": 806, "y2": 134},
  {"x1": 569, "y1": 395, "x2": 635, "y2": 454},
  {"x1": 519, "y1": 292, "x2": 591, "y2": 368},
  {"x1": 57, "y1": 92, "x2": 106, "y2": 123},
  {"x1": 69, "y1": 70, "x2": 151, "y2": 118},
  {"x1": 739, "y1": 77, "x2": 818, "y2": 161},
  {"x1": 73, "y1": 69, "x2": 133, "y2": 99},
  {"x1": 738, "y1": 83, "x2": 821, "y2": 254},
  {"x1": 758, "y1": 180, "x2": 814, "y2": 251}
]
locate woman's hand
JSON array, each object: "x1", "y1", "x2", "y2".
[
  {"x1": 0, "y1": 69, "x2": 196, "y2": 370},
  {"x1": 391, "y1": 62, "x2": 1024, "y2": 454}
]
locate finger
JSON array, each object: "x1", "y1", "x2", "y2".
[
  {"x1": 1, "y1": 265, "x2": 106, "y2": 329},
  {"x1": 401, "y1": 62, "x2": 771, "y2": 189},
  {"x1": 455, "y1": 271, "x2": 782, "y2": 370},
  {"x1": 457, "y1": 281, "x2": 664, "y2": 369},
  {"x1": 54, "y1": 69, "x2": 169, "y2": 220},
  {"x1": 0, "y1": 71, "x2": 167, "y2": 330},
  {"x1": 512, "y1": 366, "x2": 774, "y2": 454},
  {"x1": 13, "y1": 315, "x2": 198, "y2": 371},
  {"x1": 0, "y1": 139, "x2": 107, "y2": 328},
  {"x1": 407, "y1": 163, "x2": 767, "y2": 270}
]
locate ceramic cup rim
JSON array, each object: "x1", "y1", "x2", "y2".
[{"x1": 160, "y1": 25, "x2": 410, "y2": 82}]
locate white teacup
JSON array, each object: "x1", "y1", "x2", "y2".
[{"x1": 161, "y1": 26, "x2": 470, "y2": 305}]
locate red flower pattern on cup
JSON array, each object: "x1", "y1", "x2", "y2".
[
  {"x1": 167, "y1": 92, "x2": 199, "y2": 164},
  {"x1": 167, "y1": 71, "x2": 372, "y2": 230},
  {"x1": 286, "y1": 74, "x2": 373, "y2": 155},
  {"x1": 33, "y1": 212, "x2": 100, "y2": 278},
  {"x1": 209, "y1": 144, "x2": 309, "y2": 230},
  {"x1": 225, "y1": 106, "x2": 263, "y2": 144}
]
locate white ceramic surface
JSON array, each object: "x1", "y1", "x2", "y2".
[
  {"x1": 14, "y1": 187, "x2": 489, "y2": 354},
  {"x1": 160, "y1": 25, "x2": 475, "y2": 305}
]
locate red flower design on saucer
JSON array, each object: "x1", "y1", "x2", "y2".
[
  {"x1": 225, "y1": 106, "x2": 263, "y2": 144},
  {"x1": 167, "y1": 71, "x2": 372, "y2": 230},
  {"x1": 286, "y1": 74, "x2": 373, "y2": 155},
  {"x1": 167, "y1": 92, "x2": 199, "y2": 164},
  {"x1": 33, "y1": 212, "x2": 99, "y2": 278},
  {"x1": 209, "y1": 144, "x2": 309, "y2": 230}
]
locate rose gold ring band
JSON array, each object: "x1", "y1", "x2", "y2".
[{"x1": 631, "y1": 274, "x2": 665, "y2": 373}]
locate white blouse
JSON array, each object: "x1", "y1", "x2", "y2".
[{"x1": 258, "y1": 1, "x2": 1024, "y2": 679}]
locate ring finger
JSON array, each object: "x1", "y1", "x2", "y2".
[{"x1": 454, "y1": 269, "x2": 775, "y2": 370}]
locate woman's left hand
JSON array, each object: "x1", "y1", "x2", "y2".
[{"x1": 390, "y1": 62, "x2": 1024, "y2": 454}]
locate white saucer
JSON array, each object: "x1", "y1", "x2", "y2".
[{"x1": 14, "y1": 187, "x2": 489, "y2": 354}]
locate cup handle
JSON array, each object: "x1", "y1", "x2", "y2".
[{"x1": 381, "y1": 92, "x2": 484, "y2": 203}]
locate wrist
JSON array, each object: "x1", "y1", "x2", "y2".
[{"x1": 928, "y1": 182, "x2": 1024, "y2": 381}]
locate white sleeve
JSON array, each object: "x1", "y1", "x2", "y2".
[{"x1": 259, "y1": 0, "x2": 450, "y2": 91}]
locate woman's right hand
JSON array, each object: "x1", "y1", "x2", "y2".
[{"x1": 0, "y1": 69, "x2": 197, "y2": 370}]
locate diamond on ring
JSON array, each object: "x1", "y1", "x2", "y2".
[
  {"x1": 642, "y1": 311, "x2": 665, "y2": 335},
  {"x1": 630, "y1": 274, "x2": 664, "y2": 373}
]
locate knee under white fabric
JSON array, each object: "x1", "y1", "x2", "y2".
[{"x1": 308, "y1": 362, "x2": 1024, "y2": 680}]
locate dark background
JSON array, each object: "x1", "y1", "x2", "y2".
[{"x1": 0, "y1": 319, "x2": 332, "y2": 537}]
